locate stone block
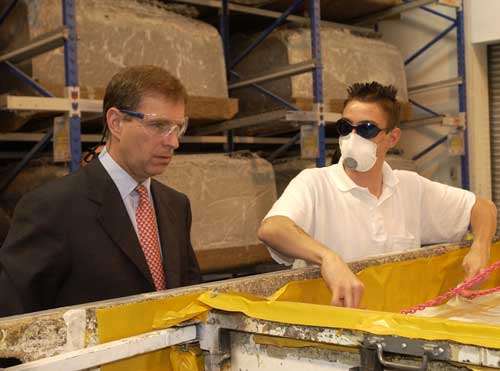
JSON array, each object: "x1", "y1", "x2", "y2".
[
  {"x1": 232, "y1": 26, "x2": 409, "y2": 134},
  {"x1": 0, "y1": 0, "x2": 227, "y2": 98},
  {"x1": 154, "y1": 153, "x2": 277, "y2": 271}
]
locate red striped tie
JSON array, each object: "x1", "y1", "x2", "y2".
[{"x1": 135, "y1": 185, "x2": 166, "y2": 290}]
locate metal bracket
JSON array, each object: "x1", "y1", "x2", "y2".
[
  {"x1": 442, "y1": 112, "x2": 466, "y2": 128},
  {"x1": 197, "y1": 316, "x2": 231, "y2": 371},
  {"x1": 364, "y1": 336, "x2": 451, "y2": 363},
  {"x1": 285, "y1": 110, "x2": 340, "y2": 125},
  {"x1": 438, "y1": 0, "x2": 461, "y2": 9}
]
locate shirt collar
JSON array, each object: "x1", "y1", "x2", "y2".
[
  {"x1": 330, "y1": 156, "x2": 399, "y2": 192},
  {"x1": 99, "y1": 147, "x2": 151, "y2": 200}
]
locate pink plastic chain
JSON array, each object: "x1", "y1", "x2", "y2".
[{"x1": 401, "y1": 260, "x2": 500, "y2": 315}]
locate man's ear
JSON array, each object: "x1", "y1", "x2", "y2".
[
  {"x1": 106, "y1": 108, "x2": 123, "y2": 140},
  {"x1": 388, "y1": 127, "x2": 401, "y2": 148}
]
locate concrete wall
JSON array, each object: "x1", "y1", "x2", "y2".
[
  {"x1": 378, "y1": 4, "x2": 463, "y2": 187},
  {"x1": 469, "y1": 0, "x2": 500, "y2": 44}
]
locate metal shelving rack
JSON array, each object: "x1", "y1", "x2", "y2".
[
  {"x1": 354, "y1": 0, "x2": 468, "y2": 188},
  {"x1": 178, "y1": 0, "x2": 469, "y2": 177},
  {"x1": 187, "y1": 0, "x2": 377, "y2": 166},
  {"x1": 0, "y1": 0, "x2": 86, "y2": 192},
  {"x1": 0, "y1": 0, "x2": 470, "y2": 186},
  {"x1": 193, "y1": 0, "x2": 335, "y2": 166}
]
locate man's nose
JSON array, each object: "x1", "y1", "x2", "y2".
[{"x1": 162, "y1": 132, "x2": 179, "y2": 149}]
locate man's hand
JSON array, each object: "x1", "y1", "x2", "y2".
[
  {"x1": 462, "y1": 241, "x2": 490, "y2": 281},
  {"x1": 464, "y1": 197, "x2": 496, "y2": 282},
  {"x1": 321, "y1": 252, "x2": 365, "y2": 308}
]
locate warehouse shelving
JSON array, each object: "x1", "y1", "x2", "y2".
[
  {"x1": 0, "y1": 0, "x2": 470, "y2": 188},
  {"x1": 0, "y1": 0, "x2": 81, "y2": 192}
]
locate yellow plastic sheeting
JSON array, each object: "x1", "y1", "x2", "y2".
[
  {"x1": 97, "y1": 292, "x2": 209, "y2": 371},
  {"x1": 253, "y1": 334, "x2": 358, "y2": 353},
  {"x1": 270, "y1": 243, "x2": 500, "y2": 313},
  {"x1": 169, "y1": 345, "x2": 204, "y2": 371},
  {"x1": 198, "y1": 290, "x2": 500, "y2": 349},
  {"x1": 96, "y1": 243, "x2": 500, "y2": 370}
]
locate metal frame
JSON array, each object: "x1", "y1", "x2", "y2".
[
  {"x1": 209, "y1": 0, "x2": 326, "y2": 165},
  {"x1": 3, "y1": 326, "x2": 196, "y2": 371},
  {"x1": 396, "y1": 0, "x2": 470, "y2": 188},
  {"x1": 0, "y1": 0, "x2": 81, "y2": 192},
  {"x1": 198, "y1": 311, "x2": 499, "y2": 371},
  {"x1": 0, "y1": 0, "x2": 470, "y2": 181}
]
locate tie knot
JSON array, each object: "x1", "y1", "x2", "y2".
[{"x1": 136, "y1": 185, "x2": 148, "y2": 200}]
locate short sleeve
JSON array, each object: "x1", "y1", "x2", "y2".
[
  {"x1": 262, "y1": 170, "x2": 316, "y2": 265},
  {"x1": 419, "y1": 175, "x2": 476, "y2": 244}
]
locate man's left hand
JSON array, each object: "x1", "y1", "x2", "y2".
[{"x1": 462, "y1": 242, "x2": 490, "y2": 281}]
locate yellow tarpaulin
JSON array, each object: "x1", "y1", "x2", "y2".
[
  {"x1": 97, "y1": 243, "x2": 500, "y2": 370},
  {"x1": 96, "y1": 292, "x2": 209, "y2": 371}
]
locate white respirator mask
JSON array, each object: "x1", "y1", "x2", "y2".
[{"x1": 339, "y1": 132, "x2": 378, "y2": 172}]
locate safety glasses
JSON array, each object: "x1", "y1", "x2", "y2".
[
  {"x1": 336, "y1": 117, "x2": 389, "y2": 140},
  {"x1": 119, "y1": 109, "x2": 188, "y2": 139}
]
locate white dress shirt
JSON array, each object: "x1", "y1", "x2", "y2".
[
  {"x1": 98, "y1": 148, "x2": 161, "y2": 247},
  {"x1": 265, "y1": 158, "x2": 476, "y2": 265}
]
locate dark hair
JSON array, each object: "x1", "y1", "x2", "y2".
[
  {"x1": 103, "y1": 65, "x2": 187, "y2": 130},
  {"x1": 343, "y1": 81, "x2": 400, "y2": 130}
]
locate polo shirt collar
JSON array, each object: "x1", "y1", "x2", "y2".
[{"x1": 330, "y1": 156, "x2": 399, "y2": 192}]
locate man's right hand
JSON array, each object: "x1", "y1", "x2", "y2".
[{"x1": 321, "y1": 252, "x2": 365, "y2": 308}]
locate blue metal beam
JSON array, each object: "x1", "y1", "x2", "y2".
[
  {"x1": 230, "y1": 0, "x2": 303, "y2": 70},
  {"x1": 409, "y1": 98, "x2": 441, "y2": 117},
  {"x1": 405, "y1": 21, "x2": 457, "y2": 66},
  {"x1": 412, "y1": 135, "x2": 448, "y2": 161},
  {"x1": 268, "y1": 133, "x2": 300, "y2": 162},
  {"x1": 220, "y1": 0, "x2": 234, "y2": 153},
  {"x1": 4, "y1": 61, "x2": 53, "y2": 97},
  {"x1": 230, "y1": 70, "x2": 299, "y2": 110},
  {"x1": 62, "y1": 0, "x2": 81, "y2": 172},
  {"x1": 309, "y1": 0, "x2": 325, "y2": 167},
  {"x1": 456, "y1": 6, "x2": 469, "y2": 189},
  {"x1": 0, "y1": 0, "x2": 17, "y2": 26},
  {"x1": 0, "y1": 61, "x2": 55, "y2": 193},
  {"x1": 420, "y1": 6, "x2": 455, "y2": 22},
  {"x1": 0, "y1": 128, "x2": 54, "y2": 193},
  {"x1": 220, "y1": 0, "x2": 230, "y2": 76}
]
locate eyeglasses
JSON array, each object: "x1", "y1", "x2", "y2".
[
  {"x1": 336, "y1": 118, "x2": 389, "y2": 140},
  {"x1": 119, "y1": 109, "x2": 188, "y2": 139}
]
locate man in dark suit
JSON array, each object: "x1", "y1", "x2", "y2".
[{"x1": 0, "y1": 65, "x2": 201, "y2": 317}]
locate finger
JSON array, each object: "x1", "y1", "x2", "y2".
[
  {"x1": 331, "y1": 288, "x2": 345, "y2": 307},
  {"x1": 352, "y1": 285, "x2": 364, "y2": 308},
  {"x1": 331, "y1": 296, "x2": 345, "y2": 306},
  {"x1": 344, "y1": 288, "x2": 354, "y2": 308}
]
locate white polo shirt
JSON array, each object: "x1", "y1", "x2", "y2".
[{"x1": 265, "y1": 160, "x2": 476, "y2": 265}]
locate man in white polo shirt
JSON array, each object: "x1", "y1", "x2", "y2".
[{"x1": 258, "y1": 81, "x2": 497, "y2": 308}]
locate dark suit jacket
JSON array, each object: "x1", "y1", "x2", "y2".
[{"x1": 0, "y1": 159, "x2": 201, "y2": 316}]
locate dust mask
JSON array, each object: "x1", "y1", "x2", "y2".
[{"x1": 339, "y1": 132, "x2": 377, "y2": 172}]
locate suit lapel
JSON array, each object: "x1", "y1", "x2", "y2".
[
  {"x1": 151, "y1": 180, "x2": 182, "y2": 288},
  {"x1": 85, "y1": 160, "x2": 155, "y2": 288}
]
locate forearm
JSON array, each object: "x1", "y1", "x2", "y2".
[
  {"x1": 258, "y1": 216, "x2": 339, "y2": 265},
  {"x1": 470, "y1": 197, "x2": 497, "y2": 247}
]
